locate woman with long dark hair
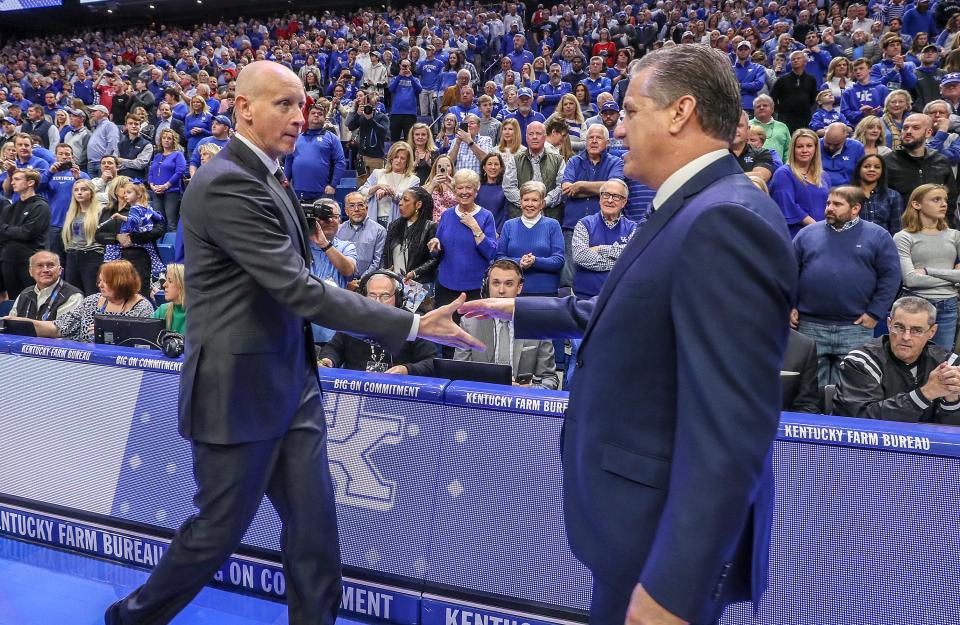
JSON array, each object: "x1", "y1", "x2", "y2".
[
  {"x1": 382, "y1": 187, "x2": 440, "y2": 291},
  {"x1": 851, "y1": 153, "x2": 902, "y2": 235}
]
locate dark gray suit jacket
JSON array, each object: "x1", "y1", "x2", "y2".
[
  {"x1": 178, "y1": 137, "x2": 414, "y2": 444},
  {"x1": 454, "y1": 316, "x2": 559, "y2": 390}
]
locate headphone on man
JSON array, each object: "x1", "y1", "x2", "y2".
[
  {"x1": 480, "y1": 259, "x2": 524, "y2": 298},
  {"x1": 358, "y1": 269, "x2": 406, "y2": 308}
]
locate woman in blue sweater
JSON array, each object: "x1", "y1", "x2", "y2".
[
  {"x1": 148, "y1": 128, "x2": 187, "y2": 232},
  {"x1": 428, "y1": 168, "x2": 497, "y2": 309},
  {"x1": 770, "y1": 128, "x2": 829, "y2": 237},
  {"x1": 183, "y1": 94, "x2": 213, "y2": 155},
  {"x1": 496, "y1": 180, "x2": 564, "y2": 295}
]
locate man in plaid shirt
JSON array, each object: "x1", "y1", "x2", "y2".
[{"x1": 449, "y1": 113, "x2": 493, "y2": 175}]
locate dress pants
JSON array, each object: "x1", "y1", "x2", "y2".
[{"x1": 108, "y1": 376, "x2": 342, "y2": 625}]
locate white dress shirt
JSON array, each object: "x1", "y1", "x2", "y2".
[{"x1": 651, "y1": 149, "x2": 729, "y2": 212}]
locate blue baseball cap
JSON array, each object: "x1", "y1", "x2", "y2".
[
  {"x1": 600, "y1": 101, "x2": 620, "y2": 113},
  {"x1": 517, "y1": 87, "x2": 534, "y2": 99},
  {"x1": 942, "y1": 73, "x2": 960, "y2": 87},
  {"x1": 213, "y1": 114, "x2": 233, "y2": 128},
  {"x1": 1, "y1": 116, "x2": 15, "y2": 125}
]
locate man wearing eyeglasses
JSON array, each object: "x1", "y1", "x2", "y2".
[
  {"x1": 318, "y1": 271, "x2": 436, "y2": 375},
  {"x1": 560, "y1": 125, "x2": 625, "y2": 289},
  {"x1": 834, "y1": 296, "x2": 960, "y2": 423},
  {"x1": 337, "y1": 191, "x2": 386, "y2": 289}
]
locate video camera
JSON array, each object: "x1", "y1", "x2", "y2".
[{"x1": 302, "y1": 199, "x2": 337, "y2": 229}]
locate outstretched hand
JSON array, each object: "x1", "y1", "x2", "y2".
[
  {"x1": 458, "y1": 297, "x2": 515, "y2": 321},
  {"x1": 418, "y1": 293, "x2": 486, "y2": 351}
]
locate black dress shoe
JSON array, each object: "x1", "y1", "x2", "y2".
[{"x1": 104, "y1": 600, "x2": 123, "y2": 625}]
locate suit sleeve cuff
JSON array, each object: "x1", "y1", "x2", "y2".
[{"x1": 406, "y1": 314, "x2": 421, "y2": 342}]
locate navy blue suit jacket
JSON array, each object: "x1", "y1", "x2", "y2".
[{"x1": 515, "y1": 155, "x2": 797, "y2": 624}]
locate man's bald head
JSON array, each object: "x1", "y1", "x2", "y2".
[
  {"x1": 822, "y1": 123, "x2": 848, "y2": 152},
  {"x1": 236, "y1": 60, "x2": 301, "y2": 101},
  {"x1": 233, "y1": 61, "x2": 306, "y2": 161}
]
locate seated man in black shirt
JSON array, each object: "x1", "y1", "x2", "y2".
[
  {"x1": 730, "y1": 110, "x2": 776, "y2": 183},
  {"x1": 835, "y1": 296, "x2": 960, "y2": 423},
  {"x1": 319, "y1": 270, "x2": 436, "y2": 376}
]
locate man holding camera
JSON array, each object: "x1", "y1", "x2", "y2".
[
  {"x1": 319, "y1": 271, "x2": 437, "y2": 376},
  {"x1": 40, "y1": 143, "x2": 89, "y2": 263},
  {"x1": 449, "y1": 113, "x2": 492, "y2": 175},
  {"x1": 284, "y1": 105, "x2": 345, "y2": 203},
  {"x1": 388, "y1": 59, "x2": 422, "y2": 142},
  {"x1": 308, "y1": 198, "x2": 357, "y2": 344},
  {"x1": 347, "y1": 92, "x2": 389, "y2": 186}
]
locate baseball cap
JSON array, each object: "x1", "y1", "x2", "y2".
[
  {"x1": 922, "y1": 44, "x2": 940, "y2": 53},
  {"x1": 518, "y1": 87, "x2": 534, "y2": 99},
  {"x1": 68, "y1": 108, "x2": 87, "y2": 118},
  {"x1": 737, "y1": 40, "x2": 752, "y2": 49},
  {"x1": 601, "y1": 101, "x2": 620, "y2": 113},
  {"x1": 682, "y1": 31, "x2": 695, "y2": 38},
  {"x1": 213, "y1": 114, "x2": 233, "y2": 128},
  {"x1": 1, "y1": 116, "x2": 15, "y2": 125},
  {"x1": 942, "y1": 73, "x2": 960, "y2": 86},
  {"x1": 88, "y1": 104, "x2": 109, "y2": 115}
]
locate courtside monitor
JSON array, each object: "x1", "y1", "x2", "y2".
[
  {"x1": 94, "y1": 315, "x2": 164, "y2": 349},
  {"x1": 433, "y1": 358, "x2": 513, "y2": 385}
]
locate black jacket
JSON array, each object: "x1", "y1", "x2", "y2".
[
  {"x1": 381, "y1": 217, "x2": 439, "y2": 283},
  {"x1": 770, "y1": 71, "x2": 818, "y2": 132},
  {"x1": 346, "y1": 110, "x2": 389, "y2": 159},
  {"x1": 319, "y1": 332, "x2": 436, "y2": 377},
  {"x1": 782, "y1": 330, "x2": 819, "y2": 413},
  {"x1": 834, "y1": 336, "x2": 960, "y2": 424},
  {"x1": 884, "y1": 148, "x2": 959, "y2": 226},
  {"x1": 0, "y1": 195, "x2": 50, "y2": 261}
]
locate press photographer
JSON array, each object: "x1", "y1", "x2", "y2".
[
  {"x1": 306, "y1": 198, "x2": 357, "y2": 344},
  {"x1": 346, "y1": 91, "x2": 389, "y2": 186}
]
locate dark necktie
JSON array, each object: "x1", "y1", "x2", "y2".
[{"x1": 272, "y1": 168, "x2": 311, "y2": 260}]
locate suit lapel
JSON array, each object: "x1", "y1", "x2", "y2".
[
  {"x1": 227, "y1": 139, "x2": 311, "y2": 260},
  {"x1": 580, "y1": 155, "x2": 745, "y2": 348}
]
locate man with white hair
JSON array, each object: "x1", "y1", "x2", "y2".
[{"x1": 770, "y1": 50, "x2": 819, "y2": 133}]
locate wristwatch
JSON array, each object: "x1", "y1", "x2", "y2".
[
  {"x1": 468, "y1": 140, "x2": 475, "y2": 147},
  {"x1": 321, "y1": 242, "x2": 334, "y2": 252}
]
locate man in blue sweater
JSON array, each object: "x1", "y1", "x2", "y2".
[
  {"x1": 40, "y1": 143, "x2": 90, "y2": 264},
  {"x1": 792, "y1": 186, "x2": 901, "y2": 387},
  {"x1": 388, "y1": 61, "x2": 422, "y2": 142},
  {"x1": 560, "y1": 125, "x2": 625, "y2": 287},
  {"x1": 284, "y1": 105, "x2": 346, "y2": 203},
  {"x1": 416, "y1": 45, "x2": 445, "y2": 118}
]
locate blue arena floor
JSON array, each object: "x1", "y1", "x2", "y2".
[{"x1": 0, "y1": 537, "x2": 362, "y2": 625}]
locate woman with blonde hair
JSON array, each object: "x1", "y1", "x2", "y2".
[
  {"x1": 407, "y1": 122, "x2": 438, "y2": 184},
  {"x1": 894, "y1": 184, "x2": 960, "y2": 349},
  {"x1": 823, "y1": 56, "x2": 852, "y2": 100},
  {"x1": 495, "y1": 117, "x2": 523, "y2": 162},
  {"x1": 359, "y1": 141, "x2": 420, "y2": 226},
  {"x1": 184, "y1": 94, "x2": 213, "y2": 154},
  {"x1": 854, "y1": 115, "x2": 892, "y2": 156},
  {"x1": 555, "y1": 92, "x2": 587, "y2": 152},
  {"x1": 770, "y1": 128, "x2": 829, "y2": 236},
  {"x1": 152, "y1": 262, "x2": 186, "y2": 333},
  {"x1": 423, "y1": 154, "x2": 458, "y2": 222},
  {"x1": 61, "y1": 178, "x2": 104, "y2": 295},
  {"x1": 53, "y1": 109, "x2": 70, "y2": 141},
  {"x1": 881, "y1": 90, "x2": 912, "y2": 149}
]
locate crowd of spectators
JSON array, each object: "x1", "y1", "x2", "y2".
[{"x1": 7, "y1": 0, "x2": 960, "y2": 415}]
